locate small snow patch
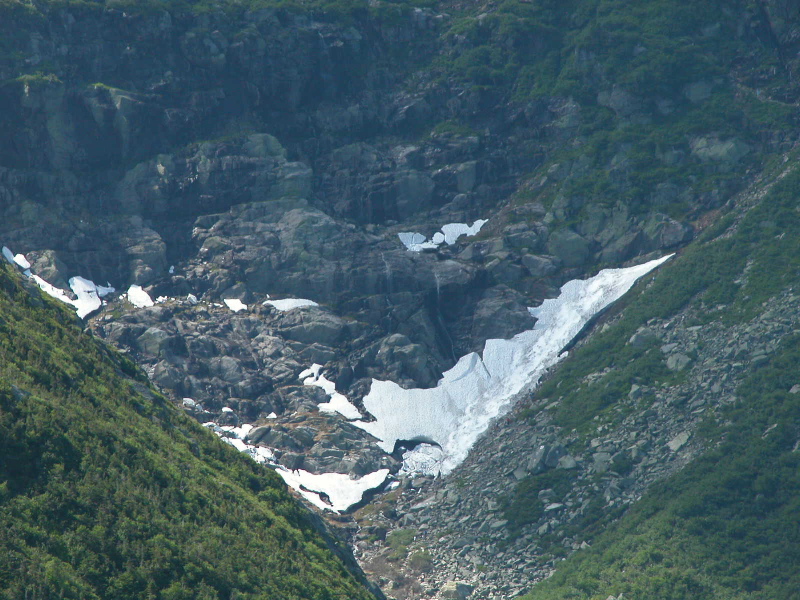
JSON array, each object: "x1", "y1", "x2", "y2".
[
  {"x1": 31, "y1": 275, "x2": 73, "y2": 305},
  {"x1": 264, "y1": 298, "x2": 318, "y2": 311},
  {"x1": 69, "y1": 276, "x2": 103, "y2": 319},
  {"x1": 301, "y1": 364, "x2": 362, "y2": 420},
  {"x1": 223, "y1": 298, "x2": 248, "y2": 312},
  {"x1": 1, "y1": 247, "x2": 15, "y2": 265},
  {"x1": 13, "y1": 253, "x2": 31, "y2": 269},
  {"x1": 399, "y1": 219, "x2": 488, "y2": 252},
  {"x1": 126, "y1": 285, "x2": 154, "y2": 308}
]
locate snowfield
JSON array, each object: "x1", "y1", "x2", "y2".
[{"x1": 354, "y1": 255, "x2": 673, "y2": 475}]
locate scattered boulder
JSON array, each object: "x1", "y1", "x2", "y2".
[
  {"x1": 522, "y1": 254, "x2": 559, "y2": 278},
  {"x1": 691, "y1": 136, "x2": 750, "y2": 164},
  {"x1": 666, "y1": 353, "x2": 692, "y2": 371},
  {"x1": 440, "y1": 581, "x2": 474, "y2": 599},
  {"x1": 667, "y1": 432, "x2": 691, "y2": 452},
  {"x1": 628, "y1": 328, "x2": 661, "y2": 349}
]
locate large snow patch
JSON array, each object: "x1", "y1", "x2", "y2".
[{"x1": 353, "y1": 254, "x2": 672, "y2": 475}]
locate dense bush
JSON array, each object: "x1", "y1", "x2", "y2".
[{"x1": 0, "y1": 264, "x2": 374, "y2": 600}]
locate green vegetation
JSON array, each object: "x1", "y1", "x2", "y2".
[
  {"x1": 513, "y1": 160, "x2": 800, "y2": 599},
  {"x1": 431, "y1": 0, "x2": 795, "y2": 222},
  {"x1": 429, "y1": 120, "x2": 478, "y2": 138},
  {"x1": 0, "y1": 0, "x2": 417, "y2": 26},
  {"x1": 502, "y1": 469, "x2": 575, "y2": 533},
  {"x1": 0, "y1": 264, "x2": 374, "y2": 599},
  {"x1": 523, "y1": 334, "x2": 800, "y2": 600},
  {"x1": 517, "y1": 162, "x2": 800, "y2": 437},
  {"x1": 385, "y1": 528, "x2": 416, "y2": 561},
  {"x1": 407, "y1": 550, "x2": 433, "y2": 572}
]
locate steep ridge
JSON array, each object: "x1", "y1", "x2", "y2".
[{"x1": 0, "y1": 262, "x2": 379, "y2": 599}]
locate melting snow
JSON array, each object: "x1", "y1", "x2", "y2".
[
  {"x1": 204, "y1": 418, "x2": 386, "y2": 512},
  {"x1": 96, "y1": 284, "x2": 114, "y2": 298},
  {"x1": 300, "y1": 364, "x2": 362, "y2": 419},
  {"x1": 399, "y1": 219, "x2": 488, "y2": 252},
  {"x1": 223, "y1": 298, "x2": 248, "y2": 312},
  {"x1": 400, "y1": 444, "x2": 445, "y2": 476},
  {"x1": 264, "y1": 298, "x2": 319, "y2": 311},
  {"x1": 13, "y1": 253, "x2": 31, "y2": 269},
  {"x1": 398, "y1": 232, "x2": 438, "y2": 252},
  {"x1": 276, "y1": 468, "x2": 390, "y2": 512},
  {"x1": 353, "y1": 254, "x2": 673, "y2": 475},
  {"x1": 69, "y1": 276, "x2": 105, "y2": 319},
  {"x1": 441, "y1": 220, "x2": 488, "y2": 244},
  {"x1": 126, "y1": 285, "x2": 154, "y2": 308},
  {"x1": 30, "y1": 275, "x2": 69, "y2": 304},
  {"x1": 4, "y1": 245, "x2": 116, "y2": 319}
]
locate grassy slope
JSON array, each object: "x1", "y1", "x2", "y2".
[
  {"x1": 0, "y1": 264, "x2": 375, "y2": 600},
  {"x1": 511, "y1": 163, "x2": 800, "y2": 598}
]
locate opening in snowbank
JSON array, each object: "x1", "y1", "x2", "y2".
[{"x1": 353, "y1": 255, "x2": 673, "y2": 475}]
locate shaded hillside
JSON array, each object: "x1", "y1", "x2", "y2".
[{"x1": 0, "y1": 262, "x2": 377, "y2": 600}]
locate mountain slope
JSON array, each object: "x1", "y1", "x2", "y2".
[
  {"x1": 514, "y1": 160, "x2": 800, "y2": 598},
  {"x1": 0, "y1": 263, "x2": 377, "y2": 600}
]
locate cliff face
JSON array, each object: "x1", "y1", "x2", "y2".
[
  {"x1": 3, "y1": 0, "x2": 798, "y2": 397},
  {"x1": 3, "y1": 0, "x2": 800, "y2": 598}
]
